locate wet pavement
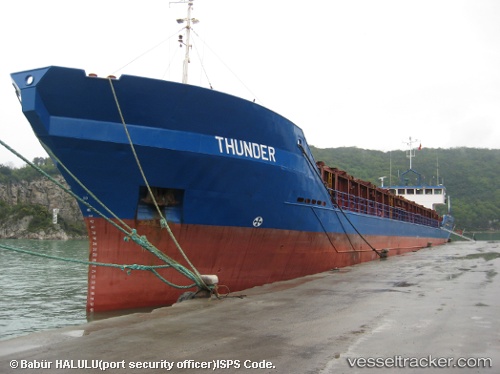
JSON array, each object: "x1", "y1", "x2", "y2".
[{"x1": 1, "y1": 241, "x2": 499, "y2": 373}]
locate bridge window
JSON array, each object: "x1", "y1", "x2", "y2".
[
  {"x1": 407, "y1": 189, "x2": 415, "y2": 195},
  {"x1": 425, "y1": 189, "x2": 433, "y2": 195}
]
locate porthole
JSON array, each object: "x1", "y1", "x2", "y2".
[{"x1": 25, "y1": 75, "x2": 34, "y2": 85}]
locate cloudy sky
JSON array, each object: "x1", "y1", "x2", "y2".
[{"x1": 1, "y1": 0, "x2": 499, "y2": 167}]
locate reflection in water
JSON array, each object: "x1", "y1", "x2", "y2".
[{"x1": 0, "y1": 239, "x2": 88, "y2": 341}]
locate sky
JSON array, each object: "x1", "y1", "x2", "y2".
[{"x1": 1, "y1": 0, "x2": 499, "y2": 167}]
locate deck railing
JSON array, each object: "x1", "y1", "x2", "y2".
[{"x1": 329, "y1": 189, "x2": 440, "y2": 228}]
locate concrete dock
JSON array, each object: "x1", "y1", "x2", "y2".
[{"x1": 1, "y1": 241, "x2": 499, "y2": 373}]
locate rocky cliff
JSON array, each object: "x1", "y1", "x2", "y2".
[{"x1": 0, "y1": 176, "x2": 86, "y2": 240}]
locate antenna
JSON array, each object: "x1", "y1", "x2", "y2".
[
  {"x1": 436, "y1": 154, "x2": 440, "y2": 185},
  {"x1": 389, "y1": 151, "x2": 392, "y2": 186}
]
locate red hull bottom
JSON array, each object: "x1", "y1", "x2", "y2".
[{"x1": 86, "y1": 218, "x2": 447, "y2": 313}]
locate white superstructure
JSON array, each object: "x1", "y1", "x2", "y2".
[
  {"x1": 386, "y1": 137, "x2": 449, "y2": 211},
  {"x1": 388, "y1": 185, "x2": 447, "y2": 210}
]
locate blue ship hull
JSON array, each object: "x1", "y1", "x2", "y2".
[{"x1": 11, "y1": 66, "x2": 452, "y2": 312}]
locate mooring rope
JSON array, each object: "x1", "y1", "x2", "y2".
[
  {"x1": 297, "y1": 142, "x2": 381, "y2": 257},
  {"x1": 0, "y1": 242, "x2": 196, "y2": 289},
  {"x1": 43, "y1": 144, "x2": 199, "y2": 281},
  {"x1": 0, "y1": 138, "x2": 209, "y2": 290},
  {"x1": 332, "y1": 198, "x2": 382, "y2": 257},
  {"x1": 107, "y1": 77, "x2": 208, "y2": 289}
]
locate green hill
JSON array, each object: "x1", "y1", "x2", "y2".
[{"x1": 310, "y1": 146, "x2": 500, "y2": 231}]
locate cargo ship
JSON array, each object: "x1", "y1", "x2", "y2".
[{"x1": 10, "y1": 2, "x2": 453, "y2": 313}]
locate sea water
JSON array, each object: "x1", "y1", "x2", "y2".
[
  {"x1": 1, "y1": 235, "x2": 499, "y2": 341},
  {"x1": 0, "y1": 239, "x2": 88, "y2": 341}
]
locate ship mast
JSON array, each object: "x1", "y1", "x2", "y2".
[
  {"x1": 404, "y1": 136, "x2": 419, "y2": 170},
  {"x1": 176, "y1": 1, "x2": 199, "y2": 84}
]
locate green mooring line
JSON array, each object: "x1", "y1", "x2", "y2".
[
  {"x1": 0, "y1": 243, "x2": 196, "y2": 290},
  {"x1": 0, "y1": 137, "x2": 206, "y2": 291}
]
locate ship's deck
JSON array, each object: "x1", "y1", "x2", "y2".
[{"x1": 1, "y1": 241, "x2": 498, "y2": 373}]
